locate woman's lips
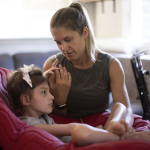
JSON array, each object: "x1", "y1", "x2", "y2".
[{"x1": 65, "y1": 52, "x2": 73, "y2": 57}]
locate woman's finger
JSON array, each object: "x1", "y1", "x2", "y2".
[
  {"x1": 126, "y1": 127, "x2": 135, "y2": 139},
  {"x1": 63, "y1": 67, "x2": 68, "y2": 81},
  {"x1": 120, "y1": 133, "x2": 125, "y2": 140},
  {"x1": 52, "y1": 59, "x2": 59, "y2": 68},
  {"x1": 48, "y1": 73, "x2": 56, "y2": 86},
  {"x1": 59, "y1": 64, "x2": 64, "y2": 80},
  {"x1": 132, "y1": 128, "x2": 135, "y2": 138},
  {"x1": 55, "y1": 69, "x2": 61, "y2": 81},
  {"x1": 125, "y1": 122, "x2": 128, "y2": 132},
  {"x1": 129, "y1": 127, "x2": 135, "y2": 138},
  {"x1": 68, "y1": 72, "x2": 72, "y2": 85}
]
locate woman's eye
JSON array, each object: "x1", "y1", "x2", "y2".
[
  {"x1": 65, "y1": 39, "x2": 71, "y2": 42},
  {"x1": 56, "y1": 41, "x2": 61, "y2": 45}
]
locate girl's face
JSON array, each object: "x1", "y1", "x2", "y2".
[
  {"x1": 29, "y1": 82, "x2": 54, "y2": 117},
  {"x1": 51, "y1": 27, "x2": 88, "y2": 64}
]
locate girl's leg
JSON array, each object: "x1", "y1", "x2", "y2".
[
  {"x1": 104, "y1": 102, "x2": 128, "y2": 136},
  {"x1": 71, "y1": 124, "x2": 150, "y2": 146},
  {"x1": 71, "y1": 124, "x2": 120, "y2": 146}
]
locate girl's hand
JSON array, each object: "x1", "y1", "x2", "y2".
[
  {"x1": 49, "y1": 62, "x2": 72, "y2": 106},
  {"x1": 43, "y1": 59, "x2": 59, "y2": 78}
]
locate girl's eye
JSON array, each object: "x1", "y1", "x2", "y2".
[{"x1": 42, "y1": 91, "x2": 46, "y2": 94}]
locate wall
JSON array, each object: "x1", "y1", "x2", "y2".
[
  {"x1": 82, "y1": 2, "x2": 96, "y2": 33},
  {"x1": 0, "y1": 1, "x2": 96, "y2": 55},
  {"x1": 95, "y1": 0, "x2": 126, "y2": 38},
  {"x1": 0, "y1": 0, "x2": 150, "y2": 55},
  {"x1": 94, "y1": 0, "x2": 150, "y2": 54}
]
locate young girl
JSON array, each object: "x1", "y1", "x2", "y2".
[{"x1": 7, "y1": 64, "x2": 150, "y2": 146}]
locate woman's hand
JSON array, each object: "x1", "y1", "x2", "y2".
[
  {"x1": 120, "y1": 127, "x2": 135, "y2": 140},
  {"x1": 49, "y1": 63, "x2": 72, "y2": 106},
  {"x1": 125, "y1": 127, "x2": 135, "y2": 139}
]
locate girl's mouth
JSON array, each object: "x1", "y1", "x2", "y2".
[{"x1": 49, "y1": 103, "x2": 53, "y2": 106}]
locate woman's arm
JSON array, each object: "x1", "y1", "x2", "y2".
[
  {"x1": 107, "y1": 58, "x2": 134, "y2": 127},
  {"x1": 104, "y1": 59, "x2": 134, "y2": 131},
  {"x1": 43, "y1": 58, "x2": 71, "y2": 117}
]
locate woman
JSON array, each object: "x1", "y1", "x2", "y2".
[{"x1": 43, "y1": 2, "x2": 134, "y2": 136}]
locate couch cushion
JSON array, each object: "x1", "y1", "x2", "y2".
[
  {"x1": 13, "y1": 51, "x2": 59, "y2": 70},
  {"x1": 0, "y1": 54, "x2": 15, "y2": 70}
]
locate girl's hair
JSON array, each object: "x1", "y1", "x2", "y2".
[
  {"x1": 7, "y1": 67, "x2": 49, "y2": 111},
  {"x1": 50, "y1": 2, "x2": 101, "y2": 62}
]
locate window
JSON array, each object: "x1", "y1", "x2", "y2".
[
  {"x1": 0, "y1": 0, "x2": 69, "y2": 39},
  {"x1": 94, "y1": 0, "x2": 150, "y2": 54},
  {"x1": 143, "y1": 0, "x2": 150, "y2": 38},
  {"x1": 129, "y1": 0, "x2": 150, "y2": 54}
]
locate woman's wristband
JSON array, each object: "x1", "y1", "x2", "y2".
[{"x1": 54, "y1": 103, "x2": 66, "y2": 110}]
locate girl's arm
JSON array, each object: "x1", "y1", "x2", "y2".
[{"x1": 34, "y1": 123, "x2": 79, "y2": 136}]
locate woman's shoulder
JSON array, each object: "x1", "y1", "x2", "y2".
[
  {"x1": 97, "y1": 51, "x2": 115, "y2": 61},
  {"x1": 49, "y1": 52, "x2": 65, "y2": 63}
]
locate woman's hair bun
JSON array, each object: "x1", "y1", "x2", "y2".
[{"x1": 69, "y1": 2, "x2": 81, "y2": 11}]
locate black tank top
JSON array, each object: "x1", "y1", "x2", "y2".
[{"x1": 49, "y1": 52, "x2": 115, "y2": 119}]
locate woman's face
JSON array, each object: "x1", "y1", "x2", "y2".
[{"x1": 51, "y1": 27, "x2": 88, "y2": 63}]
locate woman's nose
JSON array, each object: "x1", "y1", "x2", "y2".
[{"x1": 60, "y1": 42, "x2": 68, "y2": 51}]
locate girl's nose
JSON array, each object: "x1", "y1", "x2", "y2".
[{"x1": 49, "y1": 92, "x2": 54, "y2": 100}]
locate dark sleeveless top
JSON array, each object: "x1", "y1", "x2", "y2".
[{"x1": 49, "y1": 52, "x2": 115, "y2": 119}]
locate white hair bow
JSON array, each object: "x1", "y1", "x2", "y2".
[{"x1": 19, "y1": 64, "x2": 34, "y2": 87}]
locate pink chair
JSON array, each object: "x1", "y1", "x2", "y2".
[{"x1": 0, "y1": 68, "x2": 150, "y2": 150}]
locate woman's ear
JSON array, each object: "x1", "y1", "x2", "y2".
[
  {"x1": 83, "y1": 27, "x2": 88, "y2": 38},
  {"x1": 20, "y1": 95, "x2": 30, "y2": 106}
]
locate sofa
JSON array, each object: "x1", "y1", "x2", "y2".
[
  {"x1": 0, "y1": 67, "x2": 150, "y2": 150},
  {"x1": 0, "y1": 51, "x2": 60, "y2": 71},
  {"x1": 0, "y1": 51, "x2": 150, "y2": 116}
]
